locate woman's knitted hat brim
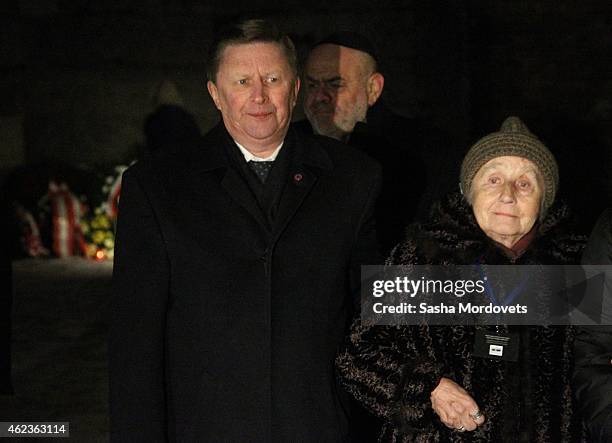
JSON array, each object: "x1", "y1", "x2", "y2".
[{"x1": 460, "y1": 116, "x2": 559, "y2": 212}]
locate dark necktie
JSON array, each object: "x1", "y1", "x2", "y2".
[{"x1": 248, "y1": 161, "x2": 274, "y2": 183}]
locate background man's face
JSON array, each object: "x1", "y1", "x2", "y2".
[
  {"x1": 207, "y1": 42, "x2": 299, "y2": 154},
  {"x1": 304, "y1": 44, "x2": 377, "y2": 140}
]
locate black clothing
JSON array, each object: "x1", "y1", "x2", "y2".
[
  {"x1": 574, "y1": 208, "x2": 612, "y2": 443},
  {"x1": 296, "y1": 102, "x2": 457, "y2": 254},
  {"x1": 110, "y1": 123, "x2": 382, "y2": 442},
  {"x1": 574, "y1": 326, "x2": 612, "y2": 443}
]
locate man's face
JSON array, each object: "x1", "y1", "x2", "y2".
[
  {"x1": 207, "y1": 42, "x2": 300, "y2": 155},
  {"x1": 303, "y1": 44, "x2": 383, "y2": 141}
]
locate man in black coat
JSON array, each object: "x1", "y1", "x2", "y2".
[
  {"x1": 574, "y1": 208, "x2": 612, "y2": 443},
  {"x1": 298, "y1": 32, "x2": 457, "y2": 254},
  {"x1": 109, "y1": 19, "x2": 381, "y2": 442}
]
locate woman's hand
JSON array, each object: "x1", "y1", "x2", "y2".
[{"x1": 430, "y1": 377, "x2": 486, "y2": 432}]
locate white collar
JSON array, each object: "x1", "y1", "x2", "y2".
[{"x1": 234, "y1": 141, "x2": 284, "y2": 162}]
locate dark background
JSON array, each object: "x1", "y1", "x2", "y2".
[
  {"x1": 0, "y1": 2, "x2": 611, "y2": 440},
  {"x1": 1, "y1": 1, "x2": 610, "y2": 227}
]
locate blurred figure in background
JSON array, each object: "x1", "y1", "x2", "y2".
[
  {"x1": 574, "y1": 208, "x2": 612, "y2": 443},
  {"x1": 298, "y1": 32, "x2": 456, "y2": 254},
  {"x1": 142, "y1": 80, "x2": 202, "y2": 156}
]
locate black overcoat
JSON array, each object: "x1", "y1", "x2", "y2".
[
  {"x1": 109, "y1": 123, "x2": 381, "y2": 442},
  {"x1": 574, "y1": 208, "x2": 612, "y2": 442}
]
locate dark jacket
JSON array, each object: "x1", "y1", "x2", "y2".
[
  {"x1": 109, "y1": 123, "x2": 381, "y2": 442},
  {"x1": 336, "y1": 194, "x2": 586, "y2": 442},
  {"x1": 296, "y1": 102, "x2": 457, "y2": 254},
  {"x1": 574, "y1": 208, "x2": 612, "y2": 443}
]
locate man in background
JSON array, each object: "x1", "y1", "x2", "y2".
[{"x1": 299, "y1": 32, "x2": 456, "y2": 253}]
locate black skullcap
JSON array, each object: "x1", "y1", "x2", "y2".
[{"x1": 312, "y1": 31, "x2": 379, "y2": 64}]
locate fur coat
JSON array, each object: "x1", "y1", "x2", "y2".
[{"x1": 336, "y1": 193, "x2": 586, "y2": 442}]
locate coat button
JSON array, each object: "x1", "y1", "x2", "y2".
[{"x1": 293, "y1": 173, "x2": 303, "y2": 182}]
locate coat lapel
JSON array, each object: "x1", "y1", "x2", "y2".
[
  {"x1": 220, "y1": 167, "x2": 268, "y2": 230},
  {"x1": 194, "y1": 124, "x2": 269, "y2": 229},
  {"x1": 271, "y1": 129, "x2": 333, "y2": 242},
  {"x1": 192, "y1": 124, "x2": 334, "y2": 238}
]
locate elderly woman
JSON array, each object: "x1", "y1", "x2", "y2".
[{"x1": 337, "y1": 117, "x2": 585, "y2": 442}]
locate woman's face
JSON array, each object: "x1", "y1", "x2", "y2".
[{"x1": 471, "y1": 156, "x2": 543, "y2": 248}]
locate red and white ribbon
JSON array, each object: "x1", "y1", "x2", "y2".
[{"x1": 48, "y1": 181, "x2": 87, "y2": 257}]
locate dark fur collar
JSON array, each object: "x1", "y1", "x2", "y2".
[{"x1": 391, "y1": 193, "x2": 585, "y2": 265}]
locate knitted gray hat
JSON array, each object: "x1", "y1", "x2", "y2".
[{"x1": 460, "y1": 116, "x2": 559, "y2": 213}]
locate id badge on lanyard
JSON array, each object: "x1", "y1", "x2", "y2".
[
  {"x1": 473, "y1": 327, "x2": 520, "y2": 361},
  {"x1": 472, "y1": 265, "x2": 526, "y2": 362}
]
